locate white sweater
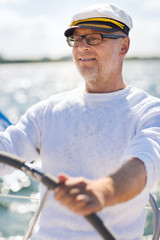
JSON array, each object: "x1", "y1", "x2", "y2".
[{"x1": 0, "y1": 85, "x2": 160, "y2": 240}]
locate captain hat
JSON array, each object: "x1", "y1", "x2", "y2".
[{"x1": 64, "y1": 3, "x2": 133, "y2": 37}]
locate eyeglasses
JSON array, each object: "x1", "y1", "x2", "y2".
[{"x1": 67, "y1": 33, "x2": 126, "y2": 47}]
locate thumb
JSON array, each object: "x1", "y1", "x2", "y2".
[{"x1": 57, "y1": 173, "x2": 69, "y2": 183}]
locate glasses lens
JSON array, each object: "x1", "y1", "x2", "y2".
[
  {"x1": 67, "y1": 34, "x2": 102, "y2": 47},
  {"x1": 67, "y1": 36, "x2": 82, "y2": 47},
  {"x1": 86, "y1": 34, "x2": 102, "y2": 45}
]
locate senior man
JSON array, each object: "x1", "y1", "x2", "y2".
[{"x1": 0, "y1": 3, "x2": 160, "y2": 240}]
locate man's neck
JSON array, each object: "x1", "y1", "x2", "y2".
[{"x1": 85, "y1": 76, "x2": 126, "y2": 93}]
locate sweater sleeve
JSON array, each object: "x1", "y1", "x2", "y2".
[
  {"x1": 0, "y1": 90, "x2": 74, "y2": 176},
  {"x1": 0, "y1": 100, "x2": 45, "y2": 176},
  {"x1": 121, "y1": 103, "x2": 160, "y2": 191}
]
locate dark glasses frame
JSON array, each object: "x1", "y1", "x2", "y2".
[{"x1": 67, "y1": 33, "x2": 126, "y2": 47}]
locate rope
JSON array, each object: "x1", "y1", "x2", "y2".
[
  {"x1": 0, "y1": 193, "x2": 39, "y2": 201},
  {"x1": 0, "y1": 194, "x2": 159, "y2": 209},
  {"x1": 145, "y1": 206, "x2": 160, "y2": 210}
]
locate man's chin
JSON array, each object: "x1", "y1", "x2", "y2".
[{"x1": 78, "y1": 69, "x2": 98, "y2": 82}]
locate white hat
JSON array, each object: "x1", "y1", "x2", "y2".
[{"x1": 64, "y1": 3, "x2": 133, "y2": 37}]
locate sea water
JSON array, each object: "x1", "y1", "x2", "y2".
[{"x1": 0, "y1": 60, "x2": 160, "y2": 239}]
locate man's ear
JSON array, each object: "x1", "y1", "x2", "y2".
[{"x1": 120, "y1": 37, "x2": 130, "y2": 56}]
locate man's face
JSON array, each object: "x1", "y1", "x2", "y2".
[{"x1": 72, "y1": 28, "x2": 125, "y2": 83}]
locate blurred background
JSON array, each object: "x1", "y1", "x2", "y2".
[
  {"x1": 0, "y1": 0, "x2": 160, "y2": 60},
  {"x1": 0, "y1": 0, "x2": 160, "y2": 239}
]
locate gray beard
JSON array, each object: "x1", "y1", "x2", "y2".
[{"x1": 77, "y1": 67, "x2": 99, "y2": 83}]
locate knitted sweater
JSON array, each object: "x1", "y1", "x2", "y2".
[{"x1": 0, "y1": 85, "x2": 160, "y2": 240}]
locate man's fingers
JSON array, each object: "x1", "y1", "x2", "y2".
[
  {"x1": 72, "y1": 196, "x2": 99, "y2": 215},
  {"x1": 54, "y1": 185, "x2": 68, "y2": 200},
  {"x1": 54, "y1": 176, "x2": 103, "y2": 215},
  {"x1": 57, "y1": 173, "x2": 69, "y2": 183},
  {"x1": 55, "y1": 186, "x2": 82, "y2": 203},
  {"x1": 76, "y1": 194, "x2": 91, "y2": 203},
  {"x1": 67, "y1": 194, "x2": 91, "y2": 211}
]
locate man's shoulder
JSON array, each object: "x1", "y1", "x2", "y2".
[
  {"x1": 22, "y1": 87, "x2": 84, "y2": 121},
  {"x1": 126, "y1": 86, "x2": 160, "y2": 119},
  {"x1": 127, "y1": 85, "x2": 160, "y2": 104},
  {"x1": 33, "y1": 87, "x2": 84, "y2": 112}
]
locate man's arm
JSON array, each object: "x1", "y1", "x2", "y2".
[
  {"x1": 107, "y1": 157, "x2": 147, "y2": 205},
  {"x1": 54, "y1": 158, "x2": 147, "y2": 216}
]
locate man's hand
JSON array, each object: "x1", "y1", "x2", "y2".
[
  {"x1": 54, "y1": 158, "x2": 147, "y2": 216},
  {"x1": 54, "y1": 174, "x2": 114, "y2": 216}
]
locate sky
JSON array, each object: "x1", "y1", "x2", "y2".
[{"x1": 0, "y1": 0, "x2": 160, "y2": 59}]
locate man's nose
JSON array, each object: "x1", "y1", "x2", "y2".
[{"x1": 78, "y1": 37, "x2": 90, "y2": 50}]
